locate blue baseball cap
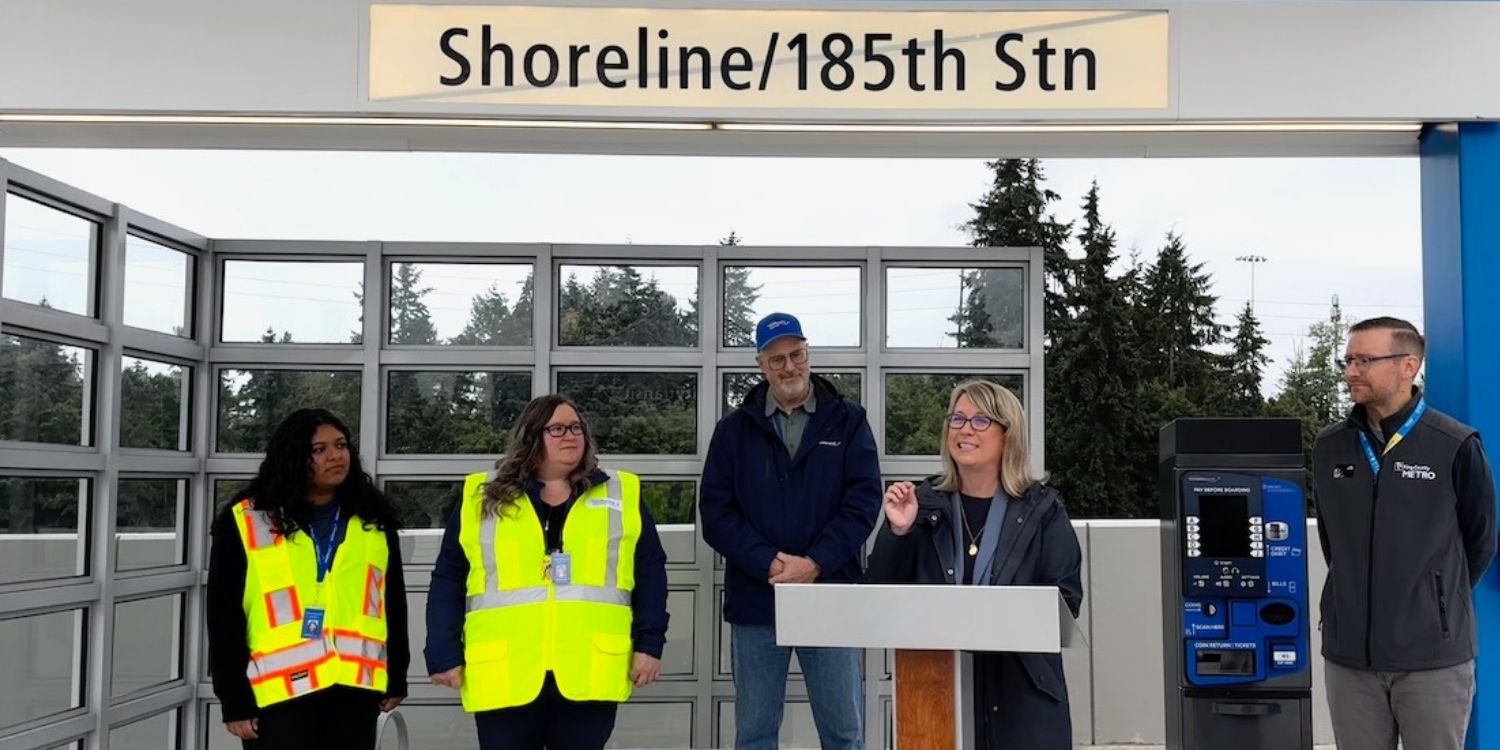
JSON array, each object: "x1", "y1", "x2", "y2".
[{"x1": 755, "y1": 312, "x2": 806, "y2": 352}]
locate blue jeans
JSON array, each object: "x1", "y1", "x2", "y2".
[{"x1": 731, "y1": 623, "x2": 864, "y2": 750}]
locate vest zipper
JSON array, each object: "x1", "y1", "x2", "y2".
[
  {"x1": 1365, "y1": 467, "x2": 1379, "y2": 668},
  {"x1": 1435, "y1": 571, "x2": 1451, "y2": 639}
]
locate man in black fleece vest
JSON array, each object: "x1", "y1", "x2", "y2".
[{"x1": 1314, "y1": 316, "x2": 1496, "y2": 750}]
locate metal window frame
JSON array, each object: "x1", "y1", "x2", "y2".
[{"x1": 0, "y1": 157, "x2": 1043, "y2": 749}]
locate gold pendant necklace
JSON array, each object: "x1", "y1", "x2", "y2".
[{"x1": 961, "y1": 503, "x2": 983, "y2": 557}]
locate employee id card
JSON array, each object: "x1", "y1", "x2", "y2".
[
  {"x1": 549, "y1": 552, "x2": 571, "y2": 585},
  {"x1": 301, "y1": 608, "x2": 325, "y2": 640}
]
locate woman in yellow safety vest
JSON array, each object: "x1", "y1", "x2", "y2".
[
  {"x1": 426, "y1": 393, "x2": 670, "y2": 750},
  {"x1": 207, "y1": 408, "x2": 409, "y2": 749}
]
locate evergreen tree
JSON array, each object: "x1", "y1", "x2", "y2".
[
  {"x1": 1047, "y1": 184, "x2": 1149, "y2": 517},
  {"x1": 719, "y1": 232, "x2": 764, "y2": 347},
  {"x1": 963, "y1": 159, "x2": 1074, "y2": 335},
  {"x1": 120, "y1": 361, "x2": 184, "y2": 450},
  {"x1": 1136, "y1": 232, "x2": 1226, "y2": 397},
  {"x1": 389, "y1": 263, "x2": 438, "y2": 345},
  {"x1": 1225, "y1": 302, "x2": 1270, "y2": 415}
]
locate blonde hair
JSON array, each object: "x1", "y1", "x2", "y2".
[{"x1": 934, "y1": 379, "x2": 1044, "y2": 498}]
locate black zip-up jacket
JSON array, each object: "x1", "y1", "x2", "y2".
[
  {"x1": 867, "y1": 479, "x2": 1082, "y2": 750},
  {"x1": 207, "y1": 501, "x2": 410, "y2": 722},
  {"x1": 1313, "y1": 388, "x2": 1497, "y2": 671}
]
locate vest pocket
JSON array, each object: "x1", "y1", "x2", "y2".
[
  {"x1": 590, "y1": 633, "x2": 633, "y2": 700},
  {"x1": 464, "y1": 640, "x2": 511, "y2": 704}
]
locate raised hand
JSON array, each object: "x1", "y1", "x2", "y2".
[{"x1": 883, "y1": 481, "x2": 919, "y2": 535}]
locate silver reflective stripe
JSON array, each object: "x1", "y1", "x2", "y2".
[
  {"x1": 479, "y1": 512, "x2": 500, "y2": 595},
  {"x1": 333, "y1": 634, "x2": 388, "y2": 664},
  {"x1": 365, "y1": 567, "x2": 384, "y2": 617},
  {"x1": 244, "y1": 507, "x2": 278, "y2": 549},
  {"x1": 267, "y1": 588, "x2": 297, "y2": 627},
  {"x1": 604, "y1": 474, "x2": 623, "y2": 589},
  {"x1": 554, "y1": 585, "x2": 631, "y2": 606},
  {"x1": 246, "y1": 638, "x2": 330, "y2": 679},
  {"x1": 466, "y1": 586, "x2": 550, "y2": 612}
]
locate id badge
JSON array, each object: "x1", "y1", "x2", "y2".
[
  {"x1": 301, "y1": 608, "x2": 326, "y2": 640},
  {"x1": 549, "y1": 552, "x2": 572, "y2": 585}
]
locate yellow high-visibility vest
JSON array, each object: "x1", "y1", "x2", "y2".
[
  {"x1": 457, "y1": 470, "x2": 641, "y2": 712},
  {"x1": 233, "y1": 499, "x2": 390, "y2": 708}
]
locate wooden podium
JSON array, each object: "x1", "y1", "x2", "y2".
[{"x1": 774, "y1": 583, "x2": 1085, "y2": 750}]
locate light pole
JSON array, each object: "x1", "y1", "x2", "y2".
[{"x1": 1235, "y1": 254, "x2": 1268, "y2": 310}]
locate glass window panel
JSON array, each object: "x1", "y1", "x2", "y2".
[
  {"x1": 206, "y1": 478, "x2": 250, "y2": 564},
  {"x1": 111, "y1": 593, "x2": 183, "y2": 697},
  {"x1": 718, "y1": 700, "x2": 818, "y2": 748},
  {"x1": 403, "y1": 591, "x2": 429, "y2": 679},
  {"x1": 0, "y1": 333, "x2": 94, "y2": 446},
  {"x1": 558, "y1": 372, "x2": 697, "y2": 455},
  {"x1": 387, "y1": 481, "x2": 462, "y2": 565},
  {"x1": 722, "y1": 266, "x2": 861, "y2": 348},
  {"x1": 116, "y1": 478, "x2": 186, "y2": 571},
  {"x1": 0, "y1": 608, "x2": 85, "y2": 730},
  {"x1": 124, "y1": 234, "x2": 193, "y2": 337},
  {"x1": 221, "y1": 260, "x2": 364, "y2": 344},
  {"x1": 216, "y1": 369, "x2": 361, "y2": 453},
  {"x1": 2, "y1": 193, "x2": 97, "y2": 317},
  {"x1": 641, "y1": 479, "x2": 695, "y2": 526},
  {"x1": 661, "y1": 590, "x2": 695, "y2": 677},
  {"x1": 385, "y1": 371, "x2": 531, "y2": 454},
  {"x1": 558, "y1": 265, "x2": 699, "y2": 347},
  {"x1": 0, "y1": 476, "x2": 87, "y2": 584},
  {"x1": 886, "y1": 267, "x2": 1025, "y2": 349},
  {"x1": 121, "y1": 356, "x2": 189, "y2": 451},
  {"x1": 884, "y1": 373, "x2": 1024, "y2": 456},
  {"x1": 609, "y1": 702, "x2": 693, "y2": 748},
  {"x1": 388, "y1": 262, "x2": 533, "y2": 345},
  {"x1": 722, "y1": 371, "x2": 862, "y2": 415},
  {"x1": 110, "y1": 708, "x2": 179, "y2": 750}
]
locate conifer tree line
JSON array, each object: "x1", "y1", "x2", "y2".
[
  {"x1": 965, "y1": 159, "x2": 1352, "y2": 516},
  {"x1": 3, "y1": 163, "x2": 1360, "y2": 531}
]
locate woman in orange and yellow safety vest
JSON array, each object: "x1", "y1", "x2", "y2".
[{"x1": 207, "y1": 408, "x2": 409, "y2": 749}]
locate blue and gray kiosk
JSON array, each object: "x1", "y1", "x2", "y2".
[{"x1": 1161, "y1": 418, "x2": 1314, "y2": 749}]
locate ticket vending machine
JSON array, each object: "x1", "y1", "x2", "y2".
[{"x1": 1160, "y1": 418, "x2": 1314, "y2": 749}]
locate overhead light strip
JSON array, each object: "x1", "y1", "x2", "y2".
[{"x1": 0, "y1": 113, "x2": 1422, "y2": 134}]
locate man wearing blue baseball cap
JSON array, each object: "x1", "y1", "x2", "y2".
[{"x1": 700, "y1": 312, "x2": 882, "y2": 750}]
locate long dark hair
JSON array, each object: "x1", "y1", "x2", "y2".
[
  {"x1": 484, "y1": 394, "x2": 600, "y2": 518},
  {"x1": 235, "y1": 408, "x2": 399, "y2": 537}
]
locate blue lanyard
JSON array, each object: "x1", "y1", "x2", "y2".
[
  {"x1": 1357, "y1": 398, "x2": 1426, "y2": 477},
  {"x1": 311, "y1": 506, "x2": 341, "y2": 582}
]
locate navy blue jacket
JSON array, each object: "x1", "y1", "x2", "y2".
[
  {"x1": 424, "y1": 470, "x2": 670, "y2": 674},
  {"x1": 867, "y1": 479, "x2": 1083, "y2": 750},
  {"x1": 699, "y1": 375, "x2": 883, "y2": 625}
]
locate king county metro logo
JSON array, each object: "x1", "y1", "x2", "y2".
[{"x1": 1394, "y1": 461, "x2": 1437, "y2": 480}]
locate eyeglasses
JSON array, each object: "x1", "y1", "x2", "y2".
[
  {"x1": 761, "y1": 348, "x2": 810, "y2": 371},
  {"x1": 1336, "y1": 353, "x2": 1411, "y2": 371},
  {"x1": 542, "y1": 422, "x2": 585, "y2": 438},
  {"x1": 946, "y1": 413, "x2": 999, "y2": 432}
]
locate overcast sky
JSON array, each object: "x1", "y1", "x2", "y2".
[{"x1": 0, "y1": 148, "x2": 1421, "y2": 390}]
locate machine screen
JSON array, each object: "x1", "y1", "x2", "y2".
[{"x1": 1198, "y1": 496, "x2": 1250, "y2": 557}]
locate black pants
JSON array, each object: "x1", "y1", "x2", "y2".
[
  {"x1": 244, "y1": 686, "x2": 381, "y2": 750},
  {"x1": 475, "y1": 673, "x2": 619, "y2": 750}
]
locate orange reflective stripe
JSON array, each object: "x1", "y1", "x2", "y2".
[
  {"x1": 364, "y1": 566, "x2": 384, "y2": 618},
  {"x1": 238, "y1": 501, "x2": 281, "y2": 551},
  {"x1": 263, "y1": 587, "x2": 301, "y2": 629}
]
